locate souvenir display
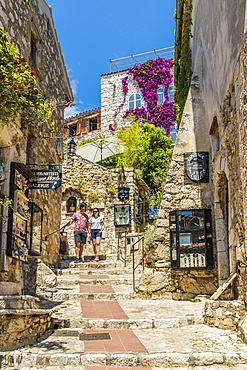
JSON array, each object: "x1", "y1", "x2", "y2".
[
  {"x1": 114, "y1": 204, "x2": 131, "y2": 226},
  {"x1": 12, "y1": 236, "x2": 28, "y2": 262},
  {"x1": 170, "y1": 209, "x2": 213, "y2": 269},
  {"x1": 15, "y1": 170, "x2": 28, "y2": 192},
  {"x1": 12, "y1": 213, "x2": 26, "y2": 238},
  {"x1": 14, "y1": 190, "x2": 30, "y2": 219}
]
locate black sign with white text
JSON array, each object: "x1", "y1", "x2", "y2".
[
  {"x1": 184, "y1": 152, "x2": 209, "y2": 183},
  {"x1": 29, "y1": 170, "x2": 62, "y2": 190},
  {"x1": 118, "y1": 187, "x2": 130, "y2": 201}
]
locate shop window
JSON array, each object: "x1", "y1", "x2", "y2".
[
  {"x1": 170, "y1": 209, "x2": 213, "y2": 269},
  {"x1": 114, "y1": 204, "x2": 131, "y2": 226},
  {"x1": 67, "y1": 197, "x2": 77, "y2": 213},
  {"x1": 128, "y1": 93, "x2": 142, "y2": 109}
]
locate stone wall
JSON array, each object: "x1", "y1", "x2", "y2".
[
  {"x1": 204, "y1": 300, "x2": 245, "y2": 330},
  {"x1": 0, "y1": 0, "x2": 72, "y2": 292},
  {"x1": 101, "y1": 71, "x2": 144, "y2": 131},
  {"x1": 61, "y1": 154, "x2": 148, "y2": 257}
]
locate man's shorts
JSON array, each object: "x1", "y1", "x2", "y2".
[
  {"x1": 74, "y1": 231, "x2": 87, "y2": 244},
  {"x1": 91, "y1": 229, "x2": 102, "y2": 239}
]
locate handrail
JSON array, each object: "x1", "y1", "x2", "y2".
[
  {"x1": 131, "y1": 236, "x2": 145, "y2": 291},
  {"x1": 236, "y1": 259, "x2": 247, "y2": 273},
  {"x1": 42, "y1": 227, "x2": 64, "y2": 241}
]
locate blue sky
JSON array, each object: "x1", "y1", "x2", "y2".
[{"x1": 47, "y1": 0, "x2": 176, "y2": 118}]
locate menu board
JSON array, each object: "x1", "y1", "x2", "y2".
[{"x1": 114, "y1": 204, "x2": 131, "y2": 226}]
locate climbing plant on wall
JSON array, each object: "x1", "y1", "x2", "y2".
[
  {"x1": 175, "y1": 0, "x2": 193, "y2": 127},
  {"x1": 0, "y1": 29, "x2": 50, "y2": 127},
  {"x1": 109, "y1": 57, "x2": 174, "y2": 135}
]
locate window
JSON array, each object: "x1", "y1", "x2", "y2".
[
  {"x1": 128, "y1": 93, "x2": 142, "y2": 109},
  {"x1": 210, "y1": 116, "x2": 220, "y2": 157},
  {"x1": 88, "y1": 118, "x2": 98, "y2": 132},
  {"x1": 170, "y1": 209, "x2": 213, "y2": 269},
  {"x1": 114, "y1": 204, "x2": 131, "y2": 226},
  {"x1": 31, "y1": 32, "x2": 37, "y2": 66},
  {"x1": 67, "y1": 197, "x2": 77, "y2": 213},
  {"x1": 157, "y1": 87, "x2": 165, "y2": 105},
  {"x1": 134, "y1": 194, "x2": 144, "y2": 224},
  {"x1": 168, "y1": 84, "x2": 174, "y2": 102}
]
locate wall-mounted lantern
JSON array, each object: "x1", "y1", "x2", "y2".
[{"x1": 68, "y1": 138, "x2": 77, "y2": 156}]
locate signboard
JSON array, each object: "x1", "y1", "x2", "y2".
[
  {"x1": 29, "y1": 170, "x2": 62, "y2": 190},
  {"x1": 185, "y1": 152, "x2": 209, "y2": 183},
  {"x1": 118, "y1": 187, "x2": 130, "y2": 201}
]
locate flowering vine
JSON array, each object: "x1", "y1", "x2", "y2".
[
  {"x1": 111, "y1": 57, "x2": 174, "y2": 135},
  {"x1": 0, "y1": 28, "x2": 50, "y2": 127}
]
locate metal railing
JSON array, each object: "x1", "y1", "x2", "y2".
[
  {"x1": 236, "y1": 259, "x2": 247, "y2": 273},
  {"x1": 109, "y1": 47, "x2": 174, "y2": 72},
  {"x1": 131, "y1": 236, "x2": 145, "y2": 291},
  {"x1": 116, "y1": 231, "x2": 128, "y2": 266}
]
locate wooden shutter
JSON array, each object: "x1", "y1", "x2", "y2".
[
  {"x1": 82, "y1": 118, "x2": 87, "y2": 134},
  {"x1": 97, "y1": 115, "x2": 101, "y2": 130},
  {"x1": 76, "y1": 119, "x2": 81, "y2": 135}
]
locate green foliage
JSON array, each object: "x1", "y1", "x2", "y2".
[
  {"x1": 78, "y1": 135, "x2": 106, "y2": 147},
  {"x1": 108, "y1": 186, "x2": 116, "y2": 196},
  {"x1": 175, "y1": 0, "x2": 193, "y2": 127},
  {"x1": 144, "y1": 226, "x2": 155, "y2": 248},
  {"x1": 101, "y1": 122, "x2": 173, "y2": 191},
  {"x1": 0, "y1": 196, "x2": 13, "y2": 218},
  {"x1": 0, "y1": 29, "x2": 50, "y2": 127}
]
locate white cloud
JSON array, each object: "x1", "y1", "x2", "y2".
[
  {"x1": 64, "y1": 105, "x2": 81, "y2": 118},
  {"x1": 71, "y1": 79, "x2": 79, "y2": 96}
]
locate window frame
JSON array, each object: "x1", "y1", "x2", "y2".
[{"x1": 128, "y1": 93, "x2": 142, "y2": 110}]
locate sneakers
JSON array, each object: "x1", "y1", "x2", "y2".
[
  {"x1": 94, "y1": 255, "x2": 99, "y2": 261},
  {"x1": 74, "y1": 257, "x2": 84, "y2": 263}
]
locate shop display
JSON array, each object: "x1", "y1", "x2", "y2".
[
  {"x1": 12, "y1": 236, "x2": 28, "y2": 261},
  {"x1": 114, "y1": 204, "x2": 131, "y2": 226},
  {"x1": 170, "y1": 209, "x2": 213, "y2": 269},
  {"x1": 29, "y1": 203, "x2": 43, "y2": 256},
  {"x1": 12, "y1": 213, "x2": 26, "y2": 238}
]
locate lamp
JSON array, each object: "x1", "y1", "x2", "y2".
[{"x1": 68, "y1": 138, "x2": 77, "y2": 156}]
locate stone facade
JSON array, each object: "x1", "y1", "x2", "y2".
[
  {"x1": 143, "y1": 0, "x2": 247, "y2": 300},
  {"x1": 61, "y1": 154, "x2": 148, "y2": 258},
  {"x1": 204, "y1": 300, "x2": 245, "y2": 330},
  {"x1": 0, "y1": 0, "x2": 72, "y2": 295},
  {"x1": 101, "y1": 70, "x2": 145, "y2": 132}
]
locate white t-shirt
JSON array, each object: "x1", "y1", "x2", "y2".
[{"x1": 89, "y1": 216, "x2": 103, "y2": 230}]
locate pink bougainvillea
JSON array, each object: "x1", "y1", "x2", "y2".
[{"x1": 110, "y1": 57, "x2": 174, "y2": 135}]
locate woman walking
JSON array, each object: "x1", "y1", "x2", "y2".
[{"x1": 88, "y1": 208, "x2": 104, "y2": 261}]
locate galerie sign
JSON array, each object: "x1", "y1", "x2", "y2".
[{"x1": 29, "y1": 170, "x2": 62, "y2": 189}]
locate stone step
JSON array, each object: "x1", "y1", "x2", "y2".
[
  {"x1": 52, "y1": 291, "x2": 134, "y2": 301},
  {"x1": 58, "y1": 261, "x2": 117, "y2": 269},
  {"x1": 51, "y1": 316, "x2": 203, "y2": 330},
  {"x1": 57, "y1": 276, "x2": 139, "y2": 286},
  {"x1": 2, "y1": 350, "x2": 247, "y2": 368},
  {"x1": 0, "y1": 295, "x2": 39, "y2": 310},
  {"x1": 57, "y1": 267, "x2": 142, "y2": 276}
]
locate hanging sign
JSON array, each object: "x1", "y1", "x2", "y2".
[
  {"x1": 29, "y1": 170, "x2": 62, "y2": 189},
  {"x1": 118, "y1": 187, "x2": 130, "y2": 201},
  {"x1": 185, "y1": 152, "x2": 209, "y2": 182}
]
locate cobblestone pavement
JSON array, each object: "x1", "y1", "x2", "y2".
[{"x1": 1, "y1": 257, "x2": 247, "y2": 369}]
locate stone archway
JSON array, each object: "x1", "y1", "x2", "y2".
[{"x1": 215, "y1": 171, "x2": 230, "y2": 285}]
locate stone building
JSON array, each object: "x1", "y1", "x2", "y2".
[
  {"x1": 0, "y1": 0, "x2": 72, "y2": 299},
  {"x1": 64, "y1": 107, "x2": 101, "y2": 141},
  {"x1": 145, "y1": 0, "x2": 247, "y2": 300},
  {"x1": 61, "y1": 153, "x2": 149, "y2": 259}
]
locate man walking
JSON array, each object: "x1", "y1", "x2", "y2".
[{"x1": 62, "y1": 202, "x2": 89, "y2": 263}]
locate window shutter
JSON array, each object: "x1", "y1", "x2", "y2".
[
  {"x1": 82, "y1": 118, "x2": 87, "y2": 134},
  {"x1": 76, "y1": 119, "x2": 81, "y2": 135},
  {"x1": 97, "y1": 115, "x2": 101, "y2": 130}
]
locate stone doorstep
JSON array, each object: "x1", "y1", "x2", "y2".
[
  {"x1": 57, "y1": 268, "x2": 142, "y2": 276},
  {"x1": 0, "y1": 295, "x2": 40, "y2": 309},
  {"x1": 0, "y1": 308, "x2": 52, "y2": 315},
  {"x1": 3, "y1": 351, "x2": 247, "y2": 368},
  {"x1": 51, "y1": 317, "x2": 203, "y2": 330},
  {"x1": 69, "y1": 262, "x2": 117, "y2": 269}
]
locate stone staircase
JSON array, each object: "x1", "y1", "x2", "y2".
[{"x1": 1, "y1": 254, "x2": 247, "y2": 369}]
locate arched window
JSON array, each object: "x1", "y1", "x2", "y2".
[
  {"x1": 157, "y1": 87, "x2": 164, "y2": 105},
  {"x1": 128, "y1": 93, "x2": 142, "y2": 109},
  {"x1": 168, "y1": 84, "x2": 174, "y2": 102},
  {"x1": 67, "y1": 197, "x2": 77, "y2": 213}
]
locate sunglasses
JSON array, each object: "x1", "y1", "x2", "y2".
[{"x1": 93, "y1": 210, "x2": 98, "y2": 213}]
